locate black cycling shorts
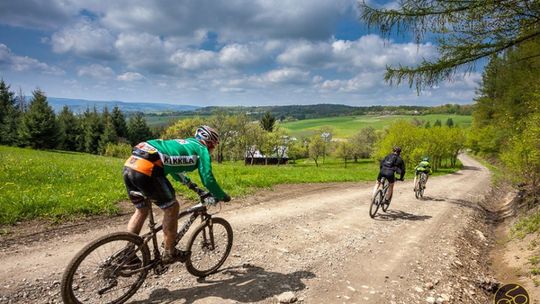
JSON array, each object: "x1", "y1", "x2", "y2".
[
  {"x1": 123, "y1": 167, "x2": 177, "y2": 209},
  {"x1": 377, "y1": 169, "x2": 395, "y2": 183}
]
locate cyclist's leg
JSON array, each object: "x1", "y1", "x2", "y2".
[
  {"x1": 384, "y1": 172, "x2": 396, "y2": 202},
  {"x1": 413, "y1": 171, "x2": 418, "y2": 190},
  {"x1": 123, "y1": 167, "x2": 150, "y2": 234},
  {"x1": 150, "y1": 175, "x2": 178, "y2": 254},
  {"x1": 373, "y1": 173, "x2": 383, "y2": 197}
]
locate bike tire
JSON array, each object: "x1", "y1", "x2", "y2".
[
  {"x1": 369, "y1": 190, "x2": 382, "y2": 218},
  {"x1": 185, "y1": 217, "x2": 233, "y2": 278},
  {"x1": 381, "y1": 197, "x2": 391, "y2": 212},
  {"x1": 61, "y1": 232, "x2": 150, "y2": 304}
]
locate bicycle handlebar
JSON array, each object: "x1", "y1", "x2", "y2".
[{"x1": 186, "y1": 181, "x2": 221, "y2": 205}]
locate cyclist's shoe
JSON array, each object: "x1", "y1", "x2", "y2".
[{"x1": 162, "y1": 248, "x2": 191, "y2": 264}]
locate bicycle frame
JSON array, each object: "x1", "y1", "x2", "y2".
[{"x1": 127, "y1": 200, "x2": 213, "y2": 274}]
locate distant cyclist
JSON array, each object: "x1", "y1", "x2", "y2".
[
  {"x1": 414, "y1": 156, "x2": 432, "y2": 190},
  {"x1": 373, "y1": 146, "x2": 405, "y2": 204},
  {"x1": 123, "y1": 125, "x2": 231, "y2": 264}
]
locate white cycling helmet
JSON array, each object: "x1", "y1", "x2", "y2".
[{"x1": 195, "y1": 125, "x2": 220, "y2": 146}]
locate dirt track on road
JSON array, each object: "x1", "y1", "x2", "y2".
[{"x1": 0, "y1": 154, "x2": 496, "y2": 303}]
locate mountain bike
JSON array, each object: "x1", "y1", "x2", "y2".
[
  {"x1": 369, "y1": 177, "x2": 391, "y2": 218},
  {"x1": 61, "y1": 183, "x2": 233, "y2": 304},
  {"x1": 414, "y1": 172, "x2": 427, "y2": 199}
]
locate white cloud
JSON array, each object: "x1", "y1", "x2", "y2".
[
  {"x1": 117, "y1": 72, "x2": 144, "y2": 81},
  {"x1": 0, "y1": 0, "x2": 77, "y2": 30},
  {"x1": 170, "y1": 50, "x2": 217, "y2": 70},
  {"x1": 0, "y1": 44, "x2": 64, "y2": 75},
  {"x1": 219, "y1": 44, "x2": 260, "y2": 67},
  {"x1": 77, "y1": 64, "x2": 115, "y2": 79},
  {"x1": 96, "y1": 0, "x2": 352, "y2": 41},
  {"x1": 263, "y1": 68, "x2": 311, "y2": 84},
  {"x1": 276, "y1": 35, "x2": 436, "y2": 73},
  {"x1": 51, "y1": 18, "x2": 116, "y2": 59}
]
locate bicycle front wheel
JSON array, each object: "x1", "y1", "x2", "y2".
[
  {"x1": 185, "y1": 217, "x2": 233, "y2": 277},
  {"x1": 369, "y1": 190, "x2": 382, "y2": 218},
  {"x1": 61, "y1": 232, "x2": 150, "y2": 304}
]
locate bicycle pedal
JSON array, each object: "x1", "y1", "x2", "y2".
[{"x1": 154, "y1": 263, "x2": 169, "y2": 275}]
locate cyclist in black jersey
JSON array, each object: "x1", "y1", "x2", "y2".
[{"x1": 372, "y1": 146, "x2": 405, "y2": 204}]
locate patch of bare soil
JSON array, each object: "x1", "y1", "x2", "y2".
[{"x1": 0, "y1": 155, "x2": 502, "y2": 304}]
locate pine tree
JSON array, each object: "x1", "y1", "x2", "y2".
[
  {"x1": 360, "y1": 0, "x2": 540, "y2": 90},
  {"x1": 434, "y1": 119, "x2": 442, "y2": 127},
  {"x1": 260, "y1": 111, "x2": 276, "y2": 132},
  {"x1": 57, "y1": 106, "x2": 80, "y2": 151},
  {"x1": 81, "y1": 107, "x2": 103, "y2": 154},
  {"x1": 446, "y1": 118, "x2": 454, "y2": 128},
  {"x1": 111, "y1": 106, "x2": 128, "y2": 140},
  {"x1": 18, "y1": 89, "x2": 60, "y2": 149},
  {"x1": 98, "y1": 111, "x2": 118, "y2": 154},
  {"x1": 0, "y1": 79, "x2": 20, "y2": 145},
  {"x1": 128, "y1": 112, "x2": 152, "y2": 144}
]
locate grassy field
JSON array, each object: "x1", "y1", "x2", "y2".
[
  {"x1": 0, "y1": 145, "x2": 460, "y2": 225},
  {"x1": 280, "y1": 114, "x2": 472, "y2": 138}
]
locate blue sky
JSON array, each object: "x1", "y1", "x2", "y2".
[{"x1": 0, "y1": 0, "x2": 481, "y2": 106}]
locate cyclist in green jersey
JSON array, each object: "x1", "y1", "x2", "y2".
[
  {"x1": 413, "y1": 157, "x2": 432, "y2": 190},
  {"x1": 123, "y1": 125, "x2": 231, "y2": 264}
]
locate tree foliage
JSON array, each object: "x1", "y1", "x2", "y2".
[
  {"x1": 374, "y1": 120, "x2": 466, "y2": 170},
  {"x1": 260, "y1": 111, "x2": 276, "y2": 132},
  {"x1": 0, "y1": 80, "x2": 19, "y2": 145},
  {"x1": 128, "y1": 112, "x2": 153, "y2": 145},
  {"x1": 18, "y1": 90, "x2": 60, "y2": 149},
  {"x1": 360, "y1": 0, "x2": 540, "y2": 90}
]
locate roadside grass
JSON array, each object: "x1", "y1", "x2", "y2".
[
  {"x1": 0, "y1": 145, "x2": 461, "y2": 225},
  {"x1": 512, "y1": 212, "x2": 540, "y2": 239},
  {"x1": 280, "y1": 114, "x2": 472, "y2": 139}
]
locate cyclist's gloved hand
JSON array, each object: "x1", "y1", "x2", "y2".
[
  {"x1": 222, "y1": 194, "x2": 231, "y2": 203},
  {"x1": 202, "y1": 195, "x2": 217, "y2": 205}
]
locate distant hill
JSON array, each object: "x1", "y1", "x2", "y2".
[
  {"x1": 157, "y1": 103, "x2": 473, "y2": 120},
  {"x1": 46, "y1": 97, "x2": 199, "y2": 113}
]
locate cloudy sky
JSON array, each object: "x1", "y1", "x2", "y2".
[{"x1": 0, "y1": 0, "x2": 481, "y2": 106}]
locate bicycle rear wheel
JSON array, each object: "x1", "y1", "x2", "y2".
[
  {"x1": 185, "y1": 217, "x2": 233, "y2": 277},
  {"x1": 369, "y1": 190, "x2": 383, "y2": 218},
  {"x1": 61, "y1": 232, "x2": 150, "y2": 304}
]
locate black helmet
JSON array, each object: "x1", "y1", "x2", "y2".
[{"x1": 393, "y1": 146, "x2": 402, "y2": 154}]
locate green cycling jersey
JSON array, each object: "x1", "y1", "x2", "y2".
[
  {"x1": 146, "y1": 138, "x2": 227, "y2": 200},
  {"x1": 414, "y1": 160, "x2": 432, "y2": 175}
]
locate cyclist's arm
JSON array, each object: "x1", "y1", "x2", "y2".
[
  {"x1": 398, "y1": 158, "x2": 405, "y2": 179},
  {"x1": 171, "y1": 172, "x2": 192, "y2": 185},
  {"x1": 197, "y1": 148, "x2": 227, "y2": 200}
]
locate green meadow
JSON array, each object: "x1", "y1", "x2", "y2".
[
  {"x1": 280, "y1": 114, "x2": 472, "y2": 138},
  {"x1": 0, "y1": 129, "x2": 461, "y2": 224},
  {"x1": 0, "y1": 146, "x2": 380, "y2": 225}
]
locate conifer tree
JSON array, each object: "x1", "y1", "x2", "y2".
[
  {"x1": 360, "y1": 0, "x2": 540, "y2": 90},
  {"x1": 260, "y1": 111, "x2": 276, "y2": 132},
  {"x1": 81, "y1": 107, "x2": 103, "y2": 154},
  {"x1": 98, "y1": 110, "x2": 118, "y2": 154},
  {"x1": 128, "y1": 112, "x2": 152, "y2": 144},
  {"x1": 111, "y1": 106, "x2": 128, "y2": 140},
  {"x1": 0, "y1": 79, "x2": 20, "y2": 145},
  {"x1": 57, "y1": 106, "x2": 80, "y2": 151},
  {"x1": 18, "y1": 89, "x2": 60, "y2": 149}
]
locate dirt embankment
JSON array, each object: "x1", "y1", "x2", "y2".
[
  {"x1": 0, "y1": 154, "x2": 510, "y2": 304},
  {"x1": 487, "y1": 181, "x2": 540, "y2": 304}
]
